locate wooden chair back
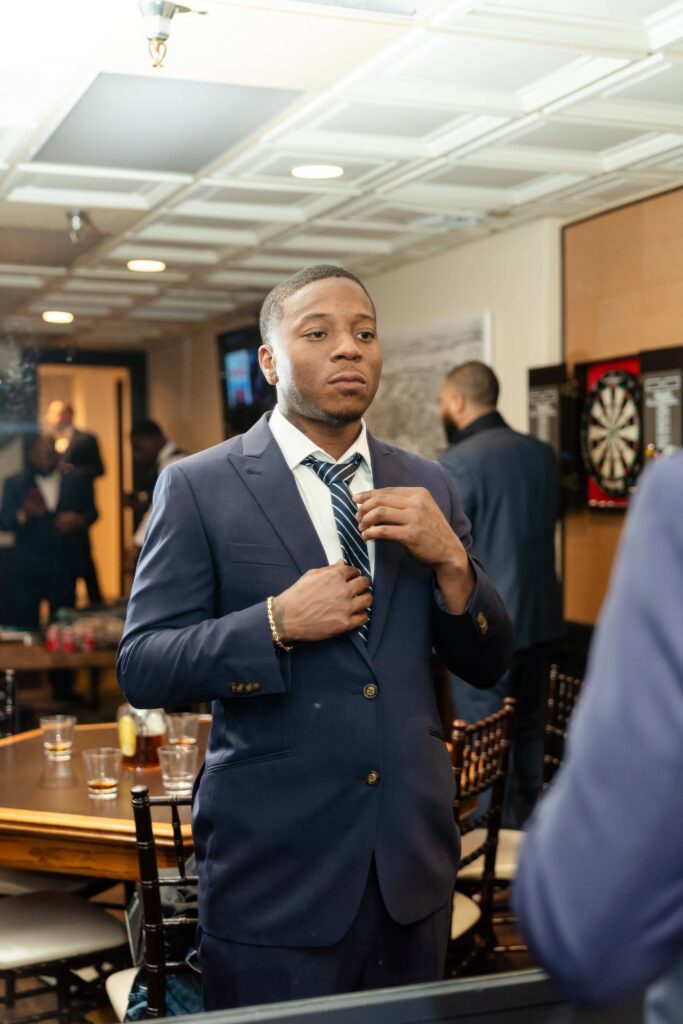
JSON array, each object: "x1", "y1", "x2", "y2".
[
  {"x1": 450, "y1": 697, "x2": 516, "y2": 959},
  {"x1": 543, "y1": 664, "x2": 583, "y2": 787},
  {"x1": 130, "y1": 785, "x2": 198, "y2": 1019}
]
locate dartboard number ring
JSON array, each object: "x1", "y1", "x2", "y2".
[{"x1": 581, "y1": 369, "x2": 641, "y2": 498}]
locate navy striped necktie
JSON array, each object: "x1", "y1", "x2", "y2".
[{"x1": 302, "y1": 453, "x2": 372, "y2": 642}]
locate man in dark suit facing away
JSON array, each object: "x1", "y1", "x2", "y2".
[
  {"x1": 118, "y1": 265, "x2": 514, "y2": 1010},
  {"x1": 439, "y1": 362, "x2": 563, "y2": 826},
  {"x1": 0, "y1": 433, "x2": 98, "y2": 628},
  {"x1": 45, "y1": 400, "x2": 104, "y2": 603}
]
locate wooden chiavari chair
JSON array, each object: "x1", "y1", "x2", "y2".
[
  {"x1": 543, "y1": 664, "x2": 583, "y2": 788},
  {"x1": 447, "y1": 697, "x2": 515, "y2": 975}
]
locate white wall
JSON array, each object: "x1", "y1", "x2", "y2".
[
  {"x1": 367, "y1": 217, "x2": 563, "y2": 432},
  {"x1": 149, "y1": 331, "x2": 224, "y2": 456}
]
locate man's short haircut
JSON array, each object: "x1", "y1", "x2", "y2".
[
  {"x1": 259, "y1": 265, "x2": 375, "y2": 346},
  {"x1": 131, "y1": 419, "x2": 164, "y2": 440},
  {"x1": 445, "y1": 361, "x2": 500, "y2": 408}
]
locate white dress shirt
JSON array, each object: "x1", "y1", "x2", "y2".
[
  {"x1": 268, "y1": 406, "x2": 376, "y2": 578},
  {"x1": 35, "y1": 470, "x2": 61, "y2": 512}
]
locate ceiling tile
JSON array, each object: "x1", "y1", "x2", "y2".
[
  {"x1": 488, "y1": 0, "x2": 676, "y2": 22},
  {"x1": 511, "y1": 120, "x2": 646, "y2": 151},
  {"x1": 0, "y1": 226, "x2": 104, "y2": 266},
  {"x1": 33, "y1": 74, "x2": 302, "y2": 175}
]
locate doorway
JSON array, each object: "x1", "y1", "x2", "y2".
[{"x1": 38, "y1": 365, "x2": 133, "y2": 602}]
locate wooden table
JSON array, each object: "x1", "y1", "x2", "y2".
[
  {"x1": 0, "y1": 642, "x2": 118, "y2": 708},
  {"x1": 0, "y1": 720, "x2": 208, "y2": 881}
]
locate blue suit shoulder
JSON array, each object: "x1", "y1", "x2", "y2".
[{"x1": 157, "y1": 436, "x2": 243, "y2": 483}]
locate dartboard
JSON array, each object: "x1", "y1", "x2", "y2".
[{"x1": 581, "y1": 369, "x2": 641, "y2": 498}]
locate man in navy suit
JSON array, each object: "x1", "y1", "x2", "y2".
[
  {"x1": 118, "y1": 266, "x2": 513, "y2": 1009},
  {"x1": 45, "y1": 400, "x2": 104, "y2": 603},
  {"x1": 1, "y1": 433, "x2": 97, "y2": 627},
  {"x1": 439, "y1": 363, "x2": 563, "y2": 825},
  {"x1": 514, "y1": 452, "x2": 683, "y2": 1021}
]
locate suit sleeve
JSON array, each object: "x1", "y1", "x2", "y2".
[
  {"x1": 513, "y1": 456, "x2": 683, "y2": 1006},
  {"x1": 117, "y1": 462, "x2": 291, "y2": 709},
  {"x1": 432, "y1": 464, "x2": 513, "y2": 688},
  {"x1": 0, "y1": 478, "x2": 20, "y2": 532}
]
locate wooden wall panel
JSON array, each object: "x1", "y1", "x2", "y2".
[{"x1": 563, "y1": 187, "x2": 683, "y2": 624}]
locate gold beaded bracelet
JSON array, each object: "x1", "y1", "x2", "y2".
[{"x1": 267, "y1": 596, "x2": 293, "y2": 653}]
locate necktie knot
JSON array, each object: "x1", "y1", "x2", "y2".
[{"x1": 301, "y1": 453, "x2": 363, "y2": 488}]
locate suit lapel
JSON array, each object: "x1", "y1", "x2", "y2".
[
  {"x1": 367, "y1": 435, "x2": 407, "y2": 658},
  {"x1": 227, "y1": 416, "x2": 328, "y2": 576}
]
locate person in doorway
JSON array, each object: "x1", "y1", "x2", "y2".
[
  {"x1": 44, "y1": 399, "x2": 104, "y2": 604},
  {"x1": 1, "y1": 434, "x2": 96, "y2": 702},
  {"x1": 123, "y1": 421, "x2": 187, "y2": 572},
  {"x1": 118, "y1": 264, "x2": 514, "y2": 1010},
  {"x1": 439, "y1": 362, "x2": 563, "y2": 827}
]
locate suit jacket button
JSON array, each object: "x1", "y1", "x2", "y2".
[
  {"x1": 365, "y1": 770, "x2": 380, "y2": 786},
  {"x1": 476, "y1": 612, "x2": 489, "y2": 637},
  {"x1": 363, "y1": 683, "x2": 379, "y2": 700},
  {"x1": 252, "y1": 682, "x2": 261, "y2": 692}
]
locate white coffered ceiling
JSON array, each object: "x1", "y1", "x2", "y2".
[{"x1": 2, "y1": 0, "x2": 683, "y2": 345}]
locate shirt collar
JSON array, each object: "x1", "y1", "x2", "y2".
[{"x1": 269, "y1": 405, "x2": 371, "y2": 469}]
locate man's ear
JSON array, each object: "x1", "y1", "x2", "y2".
[{"x1": 258, "y1": 344, "x2": 278, "y2": 385}]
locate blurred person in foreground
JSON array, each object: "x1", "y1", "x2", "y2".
[
  {"x1": 514, "y1": 450, "x2": 683, "y2": 1021},
  {"x1": 45, "y1": 399, "x2": 104, "y2": 603},
  {"x1": 118, "y1": 264, "x2": 513, "y2": 1009},
  {"x1": 439, "y1": 362, "x2": 563, "y2": 826},
  {"x1": 123, "y1": 420, "x2": 187, "y2": 572}
]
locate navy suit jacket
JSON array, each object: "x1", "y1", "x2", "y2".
[
  {"x1": 439, "y1": 413, "x2": 562, "y2": 652},
  {"x1": 0, "y1": 468, "x2": 97, "y2": 578},
  {"x1": 514, "y1": 452, "x2": 683, "y2": 1017},
  {"x1": 118, "y1": 414, "x2": 513, "y2": 947}
]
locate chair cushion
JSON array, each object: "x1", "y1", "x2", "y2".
[
  {"x1": 457, "y1": 827, "x2": 523, "y2": 882},
  {"x1": 106, "y1": 967, "x2": 139, "y2": 1021},
  {"x1": 0, "y1": 891, "x2": 127, "y2": 969},
  {"x1": 0, "y1": 867, "x2": 93, "y2": 896},
  {"x1": 451, "y1": 892, "x2": 481, "y2": 940}
]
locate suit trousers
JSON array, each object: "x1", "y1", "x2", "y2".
[
  {"x1": 450, "y1": 643, "x2": 552, "y2": 828},
  {"x1": 197, "y1": 858, "x2": 451, "y2": 1011}
]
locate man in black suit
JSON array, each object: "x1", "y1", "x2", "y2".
[
  {"x1": 1, "y1": 434, "x2": 97, "y2": 630},
  {"x1": 439, "y1": 362, "x2": 563, "y2": 826},
  {"x1": 45, "y1": 400, "x2": 104, "y2": 603}
]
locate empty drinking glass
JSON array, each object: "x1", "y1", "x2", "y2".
[
  {"x1": 158, "y1": 744, "x2": 198, "y2": 795},
  {"x1": 83, "y1": 747, "x2": 122, "y2": 800},
  {"x1": 40, "y1": 715, "x2": 77, "y2": 761}
]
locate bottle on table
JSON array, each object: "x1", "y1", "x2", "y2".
[
  {"x1": 0, "y1": 670, "x2": 18, "y2": 738},
  {"x1": 117, "y1": 702, "x2": 167, "y2": 769}
]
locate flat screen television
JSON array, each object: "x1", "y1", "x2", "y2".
[{"x1": 217, "y1": 326, "x2": 275, "y2": 437}]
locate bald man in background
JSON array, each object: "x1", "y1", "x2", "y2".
[
  {"x1": 439, "y1": 362, "x2": 563, "y2": 827},
  {"x1": 45, "y1": 400, "x2": 104, "y2": 604}
]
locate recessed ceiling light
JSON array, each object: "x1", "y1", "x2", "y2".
[
  {"x1": 127, "y1": 259, "x2": 167, "y2": 273},
  {"x1": 42, "y1": 310, "x2": 75, "y2": 324},
  {"x1": 291, "y1": 165, "x2": 344, "y2": 180}
]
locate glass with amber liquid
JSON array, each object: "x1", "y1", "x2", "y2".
[
  {"x1": 83, "y1": 747, "x2": 122, "y2": 800},
  {"x1": 166, "y1": 712, "x2": 199, "y2": 748},
  {"x1": 117, "y1": 704, "x2": 167, "y2": 769},
  {"x1": 40, "y1": 715, "x2": 77, "y2": 761}
]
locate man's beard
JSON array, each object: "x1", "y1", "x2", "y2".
[
  {"x1": 442, "y1": 415, "x2": 460, "y2": 445},
  {"x1": 281, "y1": 384, "x2": 365, "y2": 427}
]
